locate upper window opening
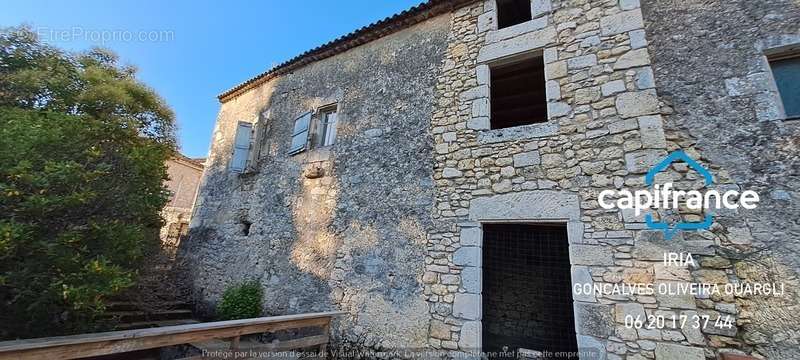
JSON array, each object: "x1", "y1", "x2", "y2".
[
  {"x1": 490, "y1": 55, "x2": 547, "y2": 129},
  {"x1": 318, "y1": 106, "x2": 338, "y2": 147},
  {"x1": 497, "y1": 0, "x2": 532, "y2": 29},
  {"x1": 770, "y1": 55, "x2": 800, "y2": 119}
]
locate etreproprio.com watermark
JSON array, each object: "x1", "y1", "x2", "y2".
[{"x1": 34, "y1": 27, "x2": 174, "y2": 44}]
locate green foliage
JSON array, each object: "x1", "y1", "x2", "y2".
[
  {"x1": 216, "y1": 281, "x2": 264, "y2": 320},
  {"x1": 0, "y1": 26, "x2": 176, "y2": 339}
]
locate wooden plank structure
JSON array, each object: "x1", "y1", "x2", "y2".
[
  {"x1": 0, "y1": 311, "x2": 344, "y2": 360},
  {"x1": 720, "y1": 354, "x2": 759, "y2": 360}
]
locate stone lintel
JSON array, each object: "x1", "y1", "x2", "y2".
[{"x1": 469, "y1": 190, "x2": 580, "y2": 221}]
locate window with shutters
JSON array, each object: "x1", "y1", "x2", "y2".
[
  {"x1": 769, "y1": 54, "x2": 800, "y2": 119},
  {"x1": 289, "y1": 112, "x2": 311, "y2": 155},
  {"x1": 230, "y1": 122, "x2": 252, "y2": 172},
  {"x1": 318, "y1": 105, "x2": 338, "y2": 147}
]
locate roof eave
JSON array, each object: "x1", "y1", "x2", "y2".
[{"x1": 217, "y1": 0, "x2": 478, "y2": 103}]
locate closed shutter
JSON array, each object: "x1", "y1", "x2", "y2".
[
  {"x1": 289, "y1": 112, "x2": 311, "y2": 154},
  {"x1": 230, "y1": 122, "x2": 252, "y2": 172}
]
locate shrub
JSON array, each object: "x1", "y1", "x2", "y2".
[
  {"x1": 216, "y1": 281, "x2": 263, "y2": 320},
  {"x1": 0, "y1": 26, "x2": 175, "y2": 339}
]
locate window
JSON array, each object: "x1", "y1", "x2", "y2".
[
  {"x1": 770, "y1": 55, "x2": 800, "y2": 119},
  {"x1": 497, "y1": 0, "x2": 532, "y2": 29},
  {"x1": 289, "y1": 112, "x2": 311, "y2": 154},
  {"x1": 318, "y1": 106, "x2": 338, "y2": 147},
  {"x1": 230, "y1": 122, "x2": 252, "y2": 172},
  {"x1": 490, "y1": 55, "x2": 547, "y2": 129},
  {"x1": 288, "y1": 105, "x2": 338, "y2": 155}
]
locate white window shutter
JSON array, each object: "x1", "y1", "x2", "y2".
[
  {"x1": 289, "y1": 112, "x2": 311, "y2": 154},
  {"x1": 230, "y1": 122, "x2": 252, "y2": 172}
]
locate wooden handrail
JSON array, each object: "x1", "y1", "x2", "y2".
[{"x1": 0, "y1": 311, "x2": 345, "y2": 360}]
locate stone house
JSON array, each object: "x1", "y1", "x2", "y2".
[
  {"x1": 180, "y1": 0, "x2": 800, "y2": 359},
  {"x1": 161, "y1": 155, "x2": 204, "y2": 248}
]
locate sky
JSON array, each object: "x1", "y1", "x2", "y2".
[{"x1": 2, "y1": 0, "x2": 423, "y2": 158}]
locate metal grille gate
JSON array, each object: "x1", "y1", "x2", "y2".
[{"x1": 482, "y1": 224, "x2": 578, "y2": 359}]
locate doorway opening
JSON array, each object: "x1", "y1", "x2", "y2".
[{"x1": 482, "y1": 223, "x2": 578, "y2": 359}]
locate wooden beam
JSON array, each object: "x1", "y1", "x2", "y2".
[
  {"x1": 0, "y1": 311, "x2": 345, "y2": 360},
  {"x1": 229, "y1": 336, "x2": 240, "y2": 351},
  {"x1": 721, "y1": 354, "x2": 759, "y2": 360},
  {"x1": 319, "y1": 320, "x2": 331, "y2": 359},
  {"x1": 247, "y1": 335, "x2": 329, "y2": 352}
]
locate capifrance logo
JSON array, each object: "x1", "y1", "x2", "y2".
[{"x1": 598, "y1": 151, "x2": 759, "y2": 240}]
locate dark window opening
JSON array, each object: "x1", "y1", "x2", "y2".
[
  {"x1": 482, "y1": 224, "x2": 578, "y2": 360},
  {"x1": 240, "y1": 220, "x2": 252, "y2": 236},
  {"x1": 770, "y1": 55, "x2": 800, "y2": 119},
  {"x1": 490, "y1": 56, "x2": 548, "y2": 129},
  {"x1": 497, "y1": 0, "x2": 532, "y2": 29}
]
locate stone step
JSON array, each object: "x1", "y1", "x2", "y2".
[
  {"x1": 106, "y1": 309, "x2": 193, "y2": 323},
  {"x1": 106, "y1": 300, "x2": 190, "y2": 312}
]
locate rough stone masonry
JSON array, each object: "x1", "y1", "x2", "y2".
[{"x1": 180, "y1": 0, "x2": 800, "y2": 359}]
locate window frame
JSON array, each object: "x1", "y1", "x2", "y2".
[
  {"x1": 495, "y1": 0, "x2": 533, "y2": 30},
  {"x1": 767, "y1": 52, "x2": 800, "y2": 121},
  {"x1": 317, "y1": 104, "x2": 338, "y2": 148},
  {"x1": 488, "y1": 51, "x2": 549, "y2": 130}
]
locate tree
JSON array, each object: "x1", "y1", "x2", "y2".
[{"x1": 0, "y1": 26, "x2": 176, "y2": 339}]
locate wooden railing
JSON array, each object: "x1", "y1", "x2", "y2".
[
  {"x1": 720, "y1": 354, "x2": 759, "y2": 360},
  {"x1": 0, "y1": 311, "x2": 345, "y2": 360}
]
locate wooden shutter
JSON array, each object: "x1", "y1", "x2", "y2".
[
  {"x1": 230, "y1": 122, "x2": 252, "y2": 172},
  {"x1": 289, "y1": 112, "x2": 311, "y2": 154},
  {"x1": 248, "y1": 118, "x2": 269, "y2": 170}
]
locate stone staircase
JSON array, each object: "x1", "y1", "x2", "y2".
[
  {"x1": 104, "y1": 248, "x2": 197, "y2": 331},
  {"x1": 105, "y1": 300, "x2": 198, "y2": 330}
]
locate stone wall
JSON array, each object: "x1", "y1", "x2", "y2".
[
  {"x1": 183, "y1": 0, "x2": 798, "y2": 358},
  {"x1": 180, "y1": 15, "x2": 451, "y2": 350},
  {"x1": 642, "y1": 1, "x2": 800, "y2": 358},
  {"x1": 160, "y1": 157, "x2": 204, "y2": 247},
  {"x1": 423, "y1": 0, "x2": 767, "y2": 359}
]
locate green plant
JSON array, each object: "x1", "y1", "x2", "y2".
[
  {"x1": 216, "y1": 281, "x2": 264, "y2": 320},
  {"x1": 0, "y1": 26, "x2": 175, "y2": 339}
]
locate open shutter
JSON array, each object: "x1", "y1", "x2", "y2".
[
  {"x1": 246, "y1": 117, "x2": 270, "y2": 170},
  {"x1": 289, "y1": 112, "x2": 311, "y2": 154},
  {"x1": 230, "y1": 122, "x2": 252, "y2": 172}
]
